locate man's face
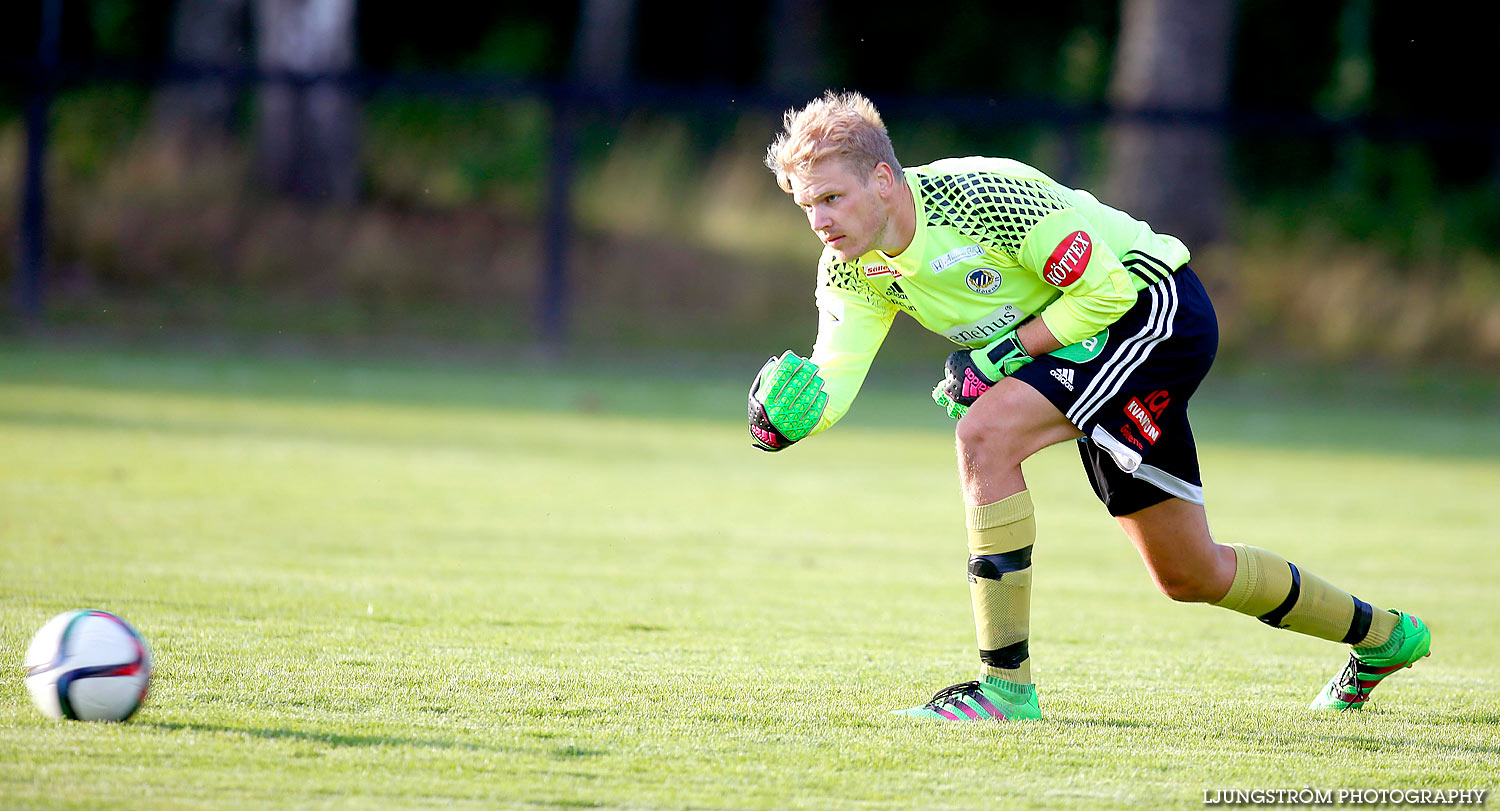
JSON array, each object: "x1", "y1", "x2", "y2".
[{"x1": 788, "y1": 159, "x2": 890, "y2": 262}]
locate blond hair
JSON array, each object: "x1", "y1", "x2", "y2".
[{"x1": 764, "y1": 90, "x2": 900, "y2": 192}]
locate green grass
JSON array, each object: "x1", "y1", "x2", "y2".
[{"x1": 1, "y1": 341, "x2": 1497, "y2": 809}]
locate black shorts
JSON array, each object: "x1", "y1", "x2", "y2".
[{"x1": 1011, "y1": 265, "x2": 1219, "y2": 516}]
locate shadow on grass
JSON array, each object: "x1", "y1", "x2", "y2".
[
  {"x1": 1043, "y1": 716, "x2": 1154, "y2": 731},
  {"x1": 1447, "y1": 713, "x2": 1500, "y2": 727},
  {"x1": 0, "y1": 407, "x2": 584, "y2": 460},
  {"x1": 144, "y1": 720, "x2": 517, "y2": 753},
  {"x1": 1311, "y1": 731, "x2": 1500, "y2": 758},
  {"x1": 551, "y1": 744, "x2": 607, "y2": 759},
  {"x1": 2, "y1": 341, "x2": 1497, "y2": 459}
]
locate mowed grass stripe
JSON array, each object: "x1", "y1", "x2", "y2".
[{"x1": 1, "y1": 343, "x2": 1496, "y2": 809}]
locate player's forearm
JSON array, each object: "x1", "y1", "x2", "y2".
[
  {"x1": 806, "y1": 295, "x2": 896, "y2": 437},
  {"x1": 803, "y1": 353, "x2": 874, "y2": 436},
  {"x1": 1014, "y1": 317, "x2": 1063, "y2": 357}
]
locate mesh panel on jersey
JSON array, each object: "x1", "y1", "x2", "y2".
[
  {"x1": 920, "y1": 173, "x2": 1072, "y2": 256},
  {"x1": 823, "y1": 260, "x2": 891, "y2": 309}
]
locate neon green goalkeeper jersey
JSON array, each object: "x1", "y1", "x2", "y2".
[{"x1": 807, "y1": 156, "x2": 1190, "y2": 435}]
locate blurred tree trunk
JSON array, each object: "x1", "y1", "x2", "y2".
[
  {"x1": 1324, "y1": 0, "x2": 1373, "y2": 194},
  {"x1": 572, "y1": 0, "x2": 637, "y2": 92},
  {"x1": 765, "y1": 0, "x2": 825, "y2": 97},
  {"x1": 550, "y1": 0, "x2": 642, "y2": 345},
  {"x1": 253, "y1": 0, "x2": 359, "y2": 203},
  {"x1": 1104, "y1": 0, "x2": 1238, "y2": 248},
  {"x1": 150, "y1": 0, "x2": 249, "y2": 149}
]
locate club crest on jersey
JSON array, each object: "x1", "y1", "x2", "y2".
[
  {"x1": 965, "y1": 267, "x2": 1002, "y2": 295},
  {"x1": 1044, "y1": 231, "x2": 1092, "y2": 287}
]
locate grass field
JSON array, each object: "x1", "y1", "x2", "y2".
[{"x1": 1, "y1": 341, "x2": 1497, "y2": 809}]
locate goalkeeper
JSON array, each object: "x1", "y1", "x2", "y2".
[{"x1": 749, "y1": 90, "x2": 1430, "y2": 721}]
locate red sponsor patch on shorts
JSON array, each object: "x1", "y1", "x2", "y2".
[
  {"x1": 1125, "y1": 397, "x2": 1161, "y2": 444},
  {"x1": 1143, "y1": 389, "x2": 1171, "y2": 418},
  {"x1": 1044, "y1": 231, "x2": 1092, "y2": 287}
]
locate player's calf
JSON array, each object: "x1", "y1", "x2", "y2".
[{"x1": 1213, "y1": 544, "x2": 1398, "y2": 645}]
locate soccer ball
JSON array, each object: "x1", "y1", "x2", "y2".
[{"x1": 23, "y1": 609, "x2": 152, "y2": 722}]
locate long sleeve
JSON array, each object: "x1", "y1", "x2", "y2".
[
  {"x1": 807, "y1": 257, "x2": 899, "y2": 436},
  {"x1": 1018, "y1": 208, "x2": 1139, "y2": 346}
]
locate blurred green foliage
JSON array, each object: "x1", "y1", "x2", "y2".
[
  {"x1": 363, "y1": 94, "x2": 549, "y2": 210},
  {"x1": 46, "y1": 85, "x2": 150, "y2": 181},
  {"x1": 3, "y1": 82, "x2": 1497, "y2": 368},
  {"x1": 1, "y1": 0, "x2": 1497, "y2": 365}
]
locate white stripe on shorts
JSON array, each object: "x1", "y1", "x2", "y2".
[
  {"x1": 1088, "y1": 425, "x2": 1205, "y2": 505},
  {"x1": 1066, "y1": 274, "x2": 1180, "y2": 428}
]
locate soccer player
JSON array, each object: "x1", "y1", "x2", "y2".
[{"x1": 748, "y1": 90, "x2": 1430, "y2": 721}]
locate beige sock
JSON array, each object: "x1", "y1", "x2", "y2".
[
  {"x1": 967, "y1": 490, "x2": 1036, "y2": 684},
  {"x1": 1214, "y1": 544, "x2": 1396, "y2": 646}
]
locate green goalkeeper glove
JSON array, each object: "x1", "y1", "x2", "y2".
[
  {"x1": 748, "y1": 351, "x2": 828, "y2": 452},
  {"x1": 931, "y1": 332, "x2": 1032, "y2": 420}
]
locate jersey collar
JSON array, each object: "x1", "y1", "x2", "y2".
[{"x1": 875, "y1": 171, "x2": 926, "y2": 274}]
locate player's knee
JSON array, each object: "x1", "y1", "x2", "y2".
[
  {"x1": 1152, "y1": 568, "x2": 1222, "y2": 603},
  {"x1": 953, "y1": 410, "x2": 989, "y2": 450},
  {"x1": 955, "y1": 408, "x2": 1022, "y2": 466}
]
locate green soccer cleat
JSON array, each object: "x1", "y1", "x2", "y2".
[
  {"x1": 891, "y1": 677, "x2": 1042, "y2": 721},
  {"x1": 1310, "y1": 610, "x2": 1431, "y2": 711}
]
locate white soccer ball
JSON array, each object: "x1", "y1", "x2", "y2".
[{"x1": 23, "y1": 609, "x2": 152, "y2": 722}]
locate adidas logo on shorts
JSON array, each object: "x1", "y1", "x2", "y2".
[{"x1": 1050, "y1": 368, "x2": 1075, "y2": 391}]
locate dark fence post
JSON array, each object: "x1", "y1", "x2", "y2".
[
  {"x1": 16, "y1": 0, "x2": 64, "y2": 324},
  {"x1": 538, "y1": 84, "x2": 577, "y2": 350}
]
